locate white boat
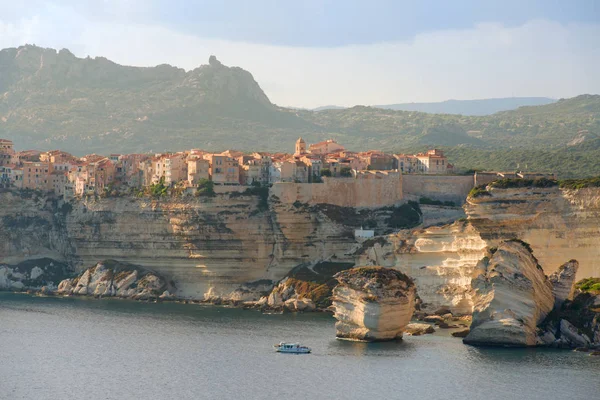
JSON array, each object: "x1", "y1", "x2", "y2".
[{"x1": 274, "y1": 342, "x2": 311, "y2": 354}]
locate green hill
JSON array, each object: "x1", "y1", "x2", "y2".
[{"x1": 0, "y1": 45, "x2": 599, "y2": 177}]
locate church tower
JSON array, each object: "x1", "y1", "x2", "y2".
[{"x1": 295, "y1": 137, "x2": 306, "y2": 156}]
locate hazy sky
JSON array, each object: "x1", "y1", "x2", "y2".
[{"x1": 1, "y1": 0, "x2": 599, "y2": 108}]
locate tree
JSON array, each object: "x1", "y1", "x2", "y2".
[
  {"x1": 149, "y1": 177, "x2": 168, "y2": 198},
  {"x1": 197, "y1": 178, "x2": 215, "y2": 197},
  {"x1": 340, "y1": 167, "x2": 352, "y2": 177},
  {"x1": 320, "y1": 168, "x2": 332, "y2": 177}
]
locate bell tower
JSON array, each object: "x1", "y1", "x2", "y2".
[{"x1": 295, "y1": 137, "x2": 306, "y2": 156}]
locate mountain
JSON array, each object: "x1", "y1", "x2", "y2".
[
  {"x1": 374, "y1": 97, "x2": 556, "y2": 116},
  {"x1": 0, "y1": 45, "x2": 599, "y2": 178},
  {"x1": 0, "y1": 45, "x2": 313, "y2": 154}
]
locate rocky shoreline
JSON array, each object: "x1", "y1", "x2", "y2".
[{"x1": 2, "y1": 242, "x2": 599, "y2": 350}]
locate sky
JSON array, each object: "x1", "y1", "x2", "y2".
[{"x1": 0, "y1": 0, "x2": 599, "y2": 108}]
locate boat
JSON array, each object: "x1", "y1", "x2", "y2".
[{"x1": 273, "y1": 342, "x2": 311, "y2": 354}]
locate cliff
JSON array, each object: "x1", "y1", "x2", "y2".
[
  {"x1": 466, "y1": 186, "x2": 600, "y2": 279},
  {"x1": 2, "y1": 184, "x2": 600, "y2": 315},
  {"x1": 463, "y1": 240, "x2": 554, "y2": 347},
  {"x1": 351, "y1": 184, "x2": 600, "y2": 316},
  {"x1": 332, "y1": 267, "x2": 416, "y2": 341},
  {"x1": 355, "y1": 221, "x2": 486, "y2": 315},
  {"x1": 0, "y1": 190, "x2": 420, "y2": 300}
]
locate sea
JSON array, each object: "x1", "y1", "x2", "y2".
[{"x1": 1, "y1": 292, "x2": 598, "y2": 400}]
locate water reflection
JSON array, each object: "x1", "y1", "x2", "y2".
[{"x1": 330, "y1": 337, "x2": 418, "y2": 357}]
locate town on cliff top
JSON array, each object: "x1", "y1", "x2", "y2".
[{"x1": 0, "y1": 137, "x2": 552, "y2": 205}]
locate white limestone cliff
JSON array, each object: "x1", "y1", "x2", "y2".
[
  {"x1": 355, "y1": 221, "x2": 487, "y2": 315},
  {"x1": 548, "y1": 260, "x2": 579, "y2": 309},
  {"x1": 332, "y1": 267, "x2": 416, "y2": 341},
  {"x1": 464, "y1": 240, "x2": 554, "y2": 347}
]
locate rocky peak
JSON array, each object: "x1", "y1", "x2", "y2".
[{"x1": 208, "y1": 55, "x2": 223, "y2": 67}]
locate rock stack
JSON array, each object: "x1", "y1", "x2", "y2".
[
  {"x1": 548, "y1": 260, "x2": 579, "y2": 309},
  {"x1": 464, "y1": 240, "x2": 554, "y2": 347},
  {"x1": 332, "y1": 266, "x2": 416, "y2": 341}
]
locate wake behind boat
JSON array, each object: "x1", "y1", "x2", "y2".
[{"x1": 274, "y1": 342, "x2": 311, "y2": 354}]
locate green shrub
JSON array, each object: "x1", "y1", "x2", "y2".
[
  {"x1": 559, "y1": 177, "x2": 600, "y2": 190},
  {"x1": 469, "y1": 186, "x2": 491, "y2": 198},
  {"x1": 196, "y1": 178, "x2": 215, "y2": 197},
  {"x1": 490, "y1": 177, "x2": 558, "y2": 189},
  {"x1": 575, "y1": 278, "x2": 600, "y2": 294}
]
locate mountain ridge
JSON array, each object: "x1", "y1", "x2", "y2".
[
  {"x1": 0, "y1": 45, "x2": 598, "y2": 174},
  {"x1": 373, "y1": 97, "x2": 556, "y2": 116}
]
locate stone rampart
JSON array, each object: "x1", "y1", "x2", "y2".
[
  {"x1": 270, "y1": 175, "x2": 403, "y2": 208},
  {"x1": 401, "y1": 175, "x2": 474, "y2": 205}
]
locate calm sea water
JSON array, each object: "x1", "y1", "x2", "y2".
[{"x1": 1, "y1": 292, "x2": 598, "y2": 400}]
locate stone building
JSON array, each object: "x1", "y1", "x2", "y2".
[
  {"x1": 294, "y1": 137, "x2": 307, "y2": 156},
  {"x1": 187, "y1": 157, "x2": 210, "y2": 186},
  {"x1": 309, "y1": 139, "x2": 345, "y2": 155},
  {"x1": 204, "y1": 153, "x2": 240, "y2": 185},
  {"x1": 0, "y1": 139, "x2": 15, "y2": 166}
]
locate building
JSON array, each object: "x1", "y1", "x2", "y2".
[
  {"x1": 50, "y1": 171, "x2": 70, "y2": 198},
  {"x1": 251, "y1": 153, "x2": 272, "y2": 185},
  {"x1": 300, "y1": 155, "x2": 323, "y2": 182},
  {"x1": 163, "y1": 154, "x2": 187, "y2": 185},
  {"x1": 0, "y1": 139, "x2": 15, "y2": 166},
  {"x1": 309, "y1": 139, "x2": 345, "y2": 155},
  {"x1": 21, "y1": 161, "x2": 52, "y2": 190},
  {"x1": 395, "y1": 149, "x2": 453, "y2": 174},
  {"x1": 362, "y1": 151, "x2": 395, "y2": 170},
  {"x1": 415, "y1": 149, "x2": 452, "y2": 174},
  {"x1": 294, "y1": 137, "x2": 307, "y2": 156},
  {"x1": 204, "y1": 153, "x2": 240, "y2": 185},
  {"x1": 187, "y1": 157, "x2": 210, "y2": 186},
  {"x1": 0, "y1": 165, "x2": 12, "y2": 187},
  {"x1": 394, "y1": 154, "x2": 419, "y2": 173}
]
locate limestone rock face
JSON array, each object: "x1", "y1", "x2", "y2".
[
  {"x1": 549, "y1": 260, "x2": 579, "y2": 309},
  {"x1": 464, "y1": 241, "x2": 554, "y2": 347},
  {"x1": 332, "y1": 267, "x2": 416, "y2": 341},
  {"x1": 57, "y1": 261, "x2": 168, "y2": 300},
  {"x1": 0, "y1": 258, "x2": 72, "y2": 291},
  {"x1": 466, "y1": 186, "x2": 600, "y2": 279},
  {"x1": 355, "y1": 221, "x2": 487, "y2": 315}
]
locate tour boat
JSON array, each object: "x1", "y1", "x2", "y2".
[{"x1": 273, "y1": 342, "x2": 312, "y2": 354}]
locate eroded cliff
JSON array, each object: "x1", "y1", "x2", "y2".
[{"x1": 0, "y1": 190, "x2": 419, "y2": 300}]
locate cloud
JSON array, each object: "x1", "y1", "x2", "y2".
[{"x1": 0, "y1": 3, "x2": 598, "y2": 108}]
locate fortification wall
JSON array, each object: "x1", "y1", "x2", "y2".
[
  {"x1": 270, "y1": 175, "x2": 403, "y2": 208},
  {"x1": 402, "y1": 175, "x2": 474, "y2": 204}
]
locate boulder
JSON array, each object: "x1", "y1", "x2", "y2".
[
  {"x1": 56, "y1": 260, "x2": 168, "y2": 300},
  {"x1": 284, "y1": 298, "x2": 316, "y2": 312},
  {"x1": 405, "y1": 323, "x2": 435, "y2": 336},
  {"x1": 464, "y1": 241, "x2": 554, "y2": 347},
  {"x1": 556, "y1": 319, "x2": 591, "y2": 348},
  {"x1": 423, "y1": 315, "x2": 444, "y2": 323},
  {"x1": 332, "y1": 266, "x2": 416, "y2": 342},
  {"x1": 548, "y1": 260, "x2": 579, "y2": 309},
  {"x1": 452, "y1": 329, "x2": 470, "y2": 338}
]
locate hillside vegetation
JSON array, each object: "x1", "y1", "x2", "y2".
[{"x1": 1, "y1": 45, "x2": 599, "y2": 178}]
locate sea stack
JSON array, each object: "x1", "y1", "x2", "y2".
[
  {"x1": 332, "y1": 266, "x2": 416, "y2": 341},
  {"x1": 548, "y1": 260, "x2": 579, "y2": 309},
  {"x1": 464, "y1": 240, "x2": 554, "y2": 347}
]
